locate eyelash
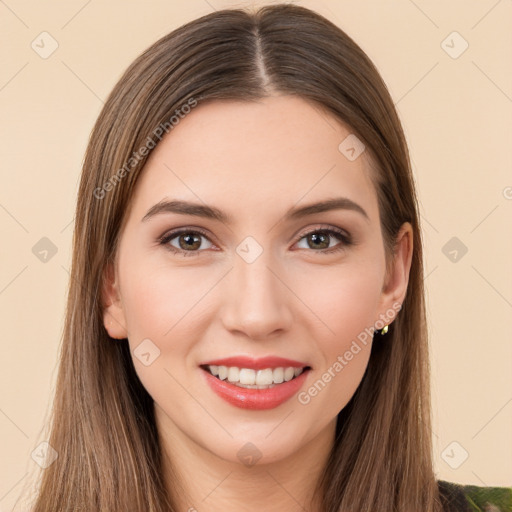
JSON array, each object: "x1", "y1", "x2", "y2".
[{"x1": 158, "y1": 225, "x2": 353, "y2": 257}]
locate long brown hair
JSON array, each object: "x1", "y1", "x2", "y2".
[{"x1": 27, "y1": 4, "x2": 445, "y2": 511}]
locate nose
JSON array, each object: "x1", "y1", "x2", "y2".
[{"x1": 220, "y1": 247, "x2": 294, "y2": 340}]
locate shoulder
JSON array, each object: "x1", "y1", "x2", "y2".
[{"x1": 437, "y1": 479, "x2": 512, "y2": 512}]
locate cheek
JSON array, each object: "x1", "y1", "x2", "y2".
[
  {"x1": 120, "y1": 260, "x2": 213, "y2": 342},
  {"x1": 295, "y1": 259, "x2": 383, "y2": 342},
  {"x1": 117, "y1": 263, "x2": 204, "y2": 409},
  {"x1": 294, "y1": 262, "x2": 381, "y2": 411},
  {"x1": 118, "y1": 260, "x2": 217, "y2": 402}
]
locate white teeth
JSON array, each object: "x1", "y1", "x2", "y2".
[
  {"x1": 218, "y1": 365, "x2": 228, "y2": 380},
  {"x1": 256, "y1": 368, "x2": 273, "y2": 386},
  {"x1": 284, "y1": 367, "x2": 295, "y2": 381},
  {"x1": 273, "y1": 367, "x2": 284, "y2": 383},
  {"x1": 236, "y1": 383, "x2": 273, "y2": 389},
  {"x1": 239, "y1": 368, "x2": 256, "y2": 385},
  {"x1": 205, "y1": 365, "x2": 306, "y2": 385},
  {"x1": 227, "y1": 367, "x2": 240, "y2": 383}
]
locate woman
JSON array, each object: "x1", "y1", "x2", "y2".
[{"x1": 28, "y1": 4, "x2": 510, "y2": 511}]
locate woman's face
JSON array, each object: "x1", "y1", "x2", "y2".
[{"x1": 102, "y1": 95, "x2": 411, "y2": 465}]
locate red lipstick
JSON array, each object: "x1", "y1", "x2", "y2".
[
  {"x1": 199, "y1": 355, "x2": 308, "y2": 370},
  {"x1": 199, "y1": 355, "x2": 311, "y2": 410}
]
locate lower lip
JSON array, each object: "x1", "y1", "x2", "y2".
[{"x1": 201, "y1": 368, "x2": 310, "y2": 410}]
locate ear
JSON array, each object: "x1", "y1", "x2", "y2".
[
  {"x1": 376, "y1": 222, "x2": 413, "y2": 325},
  {"x1": 101, "y1": 261, "x2": 128, "y2": 339}
]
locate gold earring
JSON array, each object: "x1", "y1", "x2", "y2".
[{"x1": 379, "y1": 324, "x2": 389, "y2": 335}]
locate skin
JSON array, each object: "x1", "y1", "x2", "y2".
[{"x1": 102, "y1": 95, "x2": 413, "y2": 511}]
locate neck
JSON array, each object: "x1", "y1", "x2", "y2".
[{"x1": 157, "y1": 407, "x2": 335, "y2": 512}]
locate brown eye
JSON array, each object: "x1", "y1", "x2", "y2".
[
  {"x1": 176, "y1": 232, "x2": 202, "y2": 251},
  {"x1": 305, "y1": 231, "x2": 331, "y2": 250},
  {"x1": 159, "y1": 225, "x2": 352, "y2": 257},
  {"x1": 159, "y1": 229, "x2": 214, "y2": 256},
  {"x1": 295, "y1": 227, "x2": 352, "y2": 254}
]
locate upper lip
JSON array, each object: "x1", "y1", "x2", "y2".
[{"x1": 199, "y1": 356, "x2": 311, "y2": 370}]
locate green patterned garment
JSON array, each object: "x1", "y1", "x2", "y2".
[{"x1": 438, "y1": 480, "x2": 512, "y2": 512}]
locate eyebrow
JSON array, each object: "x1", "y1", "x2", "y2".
[{"x1": 141, "y1": 197, "x2": 370, "y2": 224}]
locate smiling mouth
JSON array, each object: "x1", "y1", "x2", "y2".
[{"x1": 200, "y1": 364, "x2": 312, "y2": 389}]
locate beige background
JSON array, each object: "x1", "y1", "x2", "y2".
[{"x1": 1, "y1": 0, "x2": 511, "y2": 509}]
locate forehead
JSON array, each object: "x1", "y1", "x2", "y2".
[{"x1": 129, "y1": 95, "x2": 379, "y2": 226}]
